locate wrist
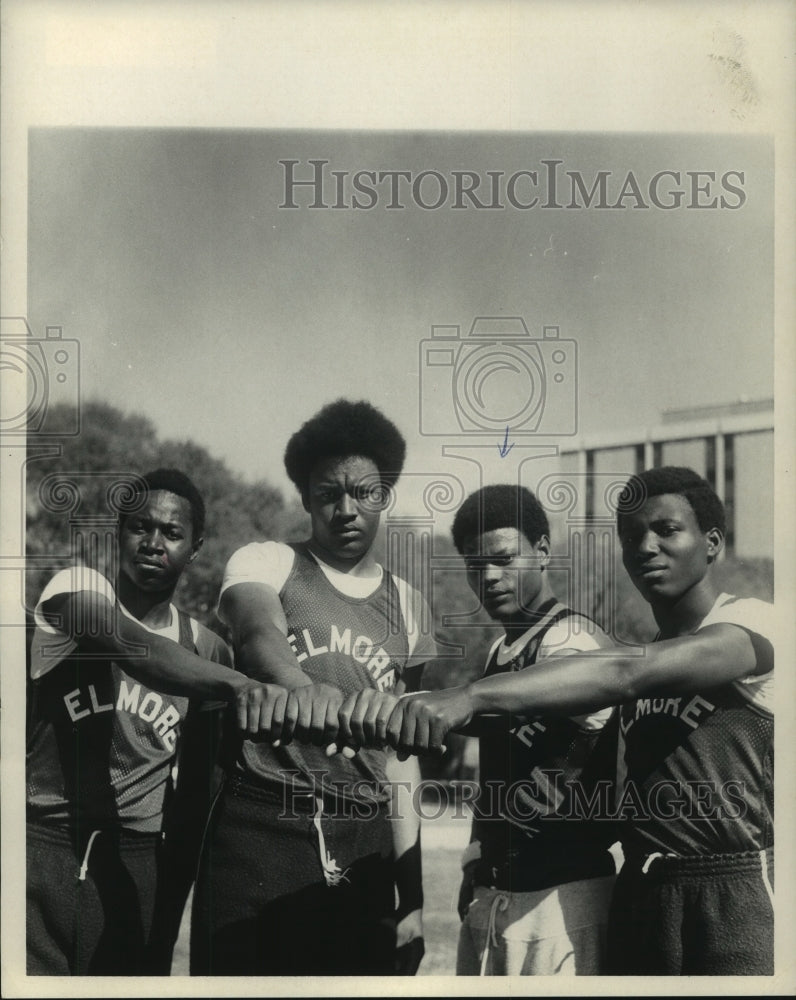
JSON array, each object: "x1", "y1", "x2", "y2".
[
  {"x1": 464, "y1": 680, "x2": 485, "y2": 716},
  {"x1": 224, "y1": 672, "x2": 250, "y2": 698}
]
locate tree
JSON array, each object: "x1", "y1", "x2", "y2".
[{"x1": 25, "y1": 401, "x2": 306, "y2": 628}]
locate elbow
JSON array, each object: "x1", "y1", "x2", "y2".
[{"x1": 235, "y1": 634, "x2": 267, "y2": 674}]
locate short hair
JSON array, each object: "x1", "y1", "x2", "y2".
[
  {"x1": 452, "y1": 484, "x2": 550, "y2": 553},
  {"x1": 123, "y1": 468, "x2": 206, "y2": 539},
  {"x1": 284, "y1": 399, "x2": 406, "y2": 496},
  {"x1": 616, "y1": 466, "x2": 726, "y2": 535}
]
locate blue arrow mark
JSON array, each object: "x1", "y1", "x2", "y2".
[{"x1": 497, "y1": 427, "x2": 515, "y2": 458}]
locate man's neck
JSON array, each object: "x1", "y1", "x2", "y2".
[
  {"x1": 117, "y1": 576, "x2": 176, "y2": 629},
  {"x1": 652, "y1": 577, "x2": 720, "y2": 639},
  {"x1": 501, "y1": 591, "x2": 559, "y2": 641},
  {"x1": 306, "y1": 540, "x2": 381, "y2": 578}
]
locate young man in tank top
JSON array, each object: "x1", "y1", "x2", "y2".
[
  {"x1": 27, "y1": 468, "x2": 286, "y2": 975},
  {"x1": 448, "y1": 485, "x2": 618, "y2": 976},
  {"x1": 191, "y1": 399, "x2": 436, "y2": 976},
  {"x1": 385, "y1": 467, "x2": 775, "y2": 975}
]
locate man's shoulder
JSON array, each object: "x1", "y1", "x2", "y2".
[
  {"x1": 385, "y1": 569, "x2": 435, "y2": 616},
  {"x1": 382, "y1": 570, "x2": 438, "y2": 663},
  {"x1": 541, "y1": 606, "x2": 612, "y2": 654},
  {"x1": 227, "y1": 539, "x2": 294, "y2": 565},
  {"x1": 220, "y1": 540, "x2": 297, "y2": 606},
  {"x1": 37, "y1": 565, "x2": 115, "y2": 608},
  {"x1": 698, "y1": 594, "x2": 775, "y2": 643},
  {"x1": 386, "y1": 568, "x2": 418, "y2": 596}
]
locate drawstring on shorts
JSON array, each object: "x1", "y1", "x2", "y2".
[
  {"x1": 78, "y1": 830, "x2": 102, "y2": 881},
  {"x1": 479, "y1": 892, "x2": 509, "y2": 976},
  {"x1": 759, "y1": 848, "x2": 774, "y2": 909},
  {"x1": 313, "y1": 797, "x2": 349, "y2": 887},
  {"x1": 640, "y1": 851, "x2": 678, "y2": 874}
]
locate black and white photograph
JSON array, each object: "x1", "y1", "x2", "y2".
[{"x1": 1, "y1": 2, "x2": 793, "y2": 996}]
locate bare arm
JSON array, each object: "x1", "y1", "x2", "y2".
[
  {"x1": 470, "y1": 623, "x2": 769, "y2": 715},
  {"x1": 387, "y1": 623, "x2": 771, "y2": 753},
  {"x1": 41, "y1": 590, "x2": 286, "y2": 735},
  {"x1": 219, "y1": 582, "x2": 311, "y2": 688},
  {"x1": 219, "y1": 581, "x2": 344, "y2": 746}
]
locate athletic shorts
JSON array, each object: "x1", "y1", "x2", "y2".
[
  {"x1": 606, "y1": 847, "x2": 775, "y2": 975},
  {"x1": 190, "y1": 774, "x2": 397, "y2": 975},
  {"x1": 26, "y1": 821, "x2": 161, "y2": 975},
  {"x1": 456, "y1": 874, "x2": 615, "y2": 976}
]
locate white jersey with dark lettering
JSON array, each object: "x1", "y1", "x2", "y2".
[
  {"x1": 618, "y1": 593, "x2": 774, "y2": 857},
  {"x1": 27, "y1": 567, "x2": 232, "y2": 833}
]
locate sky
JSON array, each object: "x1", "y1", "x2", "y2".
[{"x1": 26, "y1": 129, "x2": 774, "y2": 518}]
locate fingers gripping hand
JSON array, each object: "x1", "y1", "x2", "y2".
[
  {"x1": 335, "y1": 689, "x2": 399, "y2": 754},
  {"x1": 236, "y1": 682, "x2": 289, "y2": 741},
  {"x1": 386, "y1": 688, "x2": 474, "y2": 757},
  {"x1": 364, "y1": 690, "x2": 400, "y2": 748},
  {"x1": 287, "y1": 683, "x2": 344, "y2": 747}
]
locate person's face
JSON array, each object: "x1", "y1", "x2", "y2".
[
  {"x1": 619, "y1": 493, "x2": 722, "y2": 604},
  {"x1": 462, "y1": 527, "x2": 550, "y2": 625},
  {"x1": 119, "y1": 490, "x2": 201, "y2": 594},
  {"x1": 305, "y1": 455, "x2": 387, "y2": 570}
]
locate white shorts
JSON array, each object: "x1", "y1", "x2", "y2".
[{"x1": 456, "y1": 874, "x2": 615, "y2": 976}]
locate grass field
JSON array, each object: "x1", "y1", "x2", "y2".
[{"x1": 171, "y1": 799, "x2": 472, "y2": 977}]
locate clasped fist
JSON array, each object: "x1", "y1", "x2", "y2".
[
  {"x1": 234, "y1": 681, "x2": 291, "y2": 739},
  {"x1": 284, "y1": 682, "x2": 345, "y2": 746},
  {"x1": 234, "y1": 680, "x2": 341, "y2": 745},
  {"x1": 234, "y1": 681, "x2": 474, "y2": 757},
  {"x1": 332, "y1": 688, "x2": 401, "y2": 754},
  {"x1": 384, "y1": 687, "x2": 474, "y2": 756}
]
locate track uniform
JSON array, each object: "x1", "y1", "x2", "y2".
[
  {"x1": 26, "y1": 566, "x2": 231, "y2": 975},
  {"x1": 191, "y1": 541, "x2": 437, "y2": 976},
  {"x1": 457, "y1": 600, "x2": 618, "y2": 976},
  {"x1": 607, "y1": 593, "x2": 775, "y2": 975}
]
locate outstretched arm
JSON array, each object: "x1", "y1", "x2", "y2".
[
  {"x1": 386, "y1": 623, "x2": 772, "y2": 754},
  {"x1": 40, "y1": 590, "x2": 286, "y2": 736}
]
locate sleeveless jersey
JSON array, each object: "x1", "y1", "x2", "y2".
[
  {"x1": 231, "y1": 543, "x2": 429, "y2": 802},
  {"x1": 27, "y1": 600, "x2": 230, "y2": 833},
  {"x1": 618, "y1": 594, "x2": 774, "y2": 857},
  {"x1": 475, "y1": 600, "x2": 619, "y2": 887}
]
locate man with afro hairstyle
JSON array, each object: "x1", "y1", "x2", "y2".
[
  {"x1": 191, "y1": 399, "x2": 436, "y2": 976},
  {"x1": 27, "y1": 469, "x2": 284, "y2": 975},
  {"x1": 386, "y1": 467, "x2": 775, "y2": 975},
  {"x1": 449, "y1": 485, "x2": 618, "y2": 976}
]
